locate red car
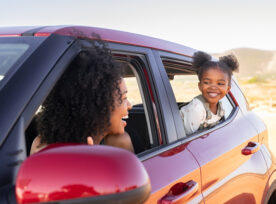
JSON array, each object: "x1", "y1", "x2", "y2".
[{"x1": 0, "y1": 26, "x2": 276, "y2": 204}]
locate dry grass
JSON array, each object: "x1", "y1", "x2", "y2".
[
  {"x1": 234, "y1": 77, "x2": 276, "y2": 154},
  {"x1": 237, "y1": 77, "x2": 276, "y2": 111}
]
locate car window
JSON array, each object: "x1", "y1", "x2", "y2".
[
  {"x1": 169, "y1": 75, "x2": 200, "y2": 102},
  {"x1": 162, "y1": 58, "x2": 235, "y2": 135},
  {"x1": 124, "y1": 76, "x2": 142, "y2": 105},
  {"x1": 117, "y1": 58, "x2": 160, "y2": 155},
  {"x1": 25, "y1": 52, "x2": 160, "y2": 156},
  {"x1": 0, "y1": 43, "x2": 29, "y2": 82},
  {"x1": 220, "y1": 95, "x2": 234, "y2": 119}
]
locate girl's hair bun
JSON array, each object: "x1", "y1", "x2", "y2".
[
  {"x1": 192, "y1": 51, "x2": 212, "y2": 69},
  {"x1": 219, "y1": 54, "x2": 239, "y2": 72}
]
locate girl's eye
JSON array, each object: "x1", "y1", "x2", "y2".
[
  {"x1": 218, "y1": 83, "x2": 225, "y2": 86},
  {"x1": 203, "y1": 81, "x2": 209, "y2": 85}
]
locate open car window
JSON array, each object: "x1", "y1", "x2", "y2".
[
  {"x1": 162, "y1": 58, "x2": 235, "y2": 136},
  {"x1": 115, "y1": 56, "x2": 160, "y2": 155},
  {"x1": 25, "y1": 51, "x2": 161, "y2": 157}
]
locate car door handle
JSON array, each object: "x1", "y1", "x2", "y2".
[
  {"x1": 158, "y1": 180, "x2": 198, "y2": 204},
  {"x1": 242, "y1": 141, "x2": 260, "y2": 155}
]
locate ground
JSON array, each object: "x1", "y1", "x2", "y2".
[{"x1": 238, "y1": 77, "x2": 276, "y2": 155}]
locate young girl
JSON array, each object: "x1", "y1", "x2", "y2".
[{"x1": 180, "y1": 51, "x2": 239, "y2": 135}]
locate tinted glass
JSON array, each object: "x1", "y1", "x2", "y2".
[{"x1": 0, "y1": 43, "x2": 29, "y2": 81}]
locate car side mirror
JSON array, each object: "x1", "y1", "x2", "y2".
[{"x1": 16, "y1": 144, "x2": 151, "y2": 204}]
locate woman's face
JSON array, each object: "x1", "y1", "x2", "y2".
[
  {"x1": 108, "y1": 78, "x2": 132, "y2": 135},
  {"x1": 198, "y1": 67, "x2": 231, "y2": 106}
]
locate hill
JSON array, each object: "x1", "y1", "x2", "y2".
[{"x1": 213, "y1": 48, "x2": 276, "y2": 77}]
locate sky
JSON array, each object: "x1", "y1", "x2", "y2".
[{"x1": 1, "y1": 0, "x2": 276, "y2": 53}]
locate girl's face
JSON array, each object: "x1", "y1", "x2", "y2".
[
  {"x1": 108, "y1": 78, "x2": 132, "y2": 135},
  {"x1": 198, "y1": 67, "x2": 231, "y2": 106}
]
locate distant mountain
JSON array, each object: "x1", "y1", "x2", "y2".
[{"x1": 213, "y1": 48, "x2": 276, "y2": 77}]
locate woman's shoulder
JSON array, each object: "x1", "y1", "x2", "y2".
[{"x1": 30, "y1": 136, "x2": 47, "y2": 155}]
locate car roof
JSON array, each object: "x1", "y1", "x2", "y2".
[{"x1": 0, "y1": 25, "x2": 196, "y2": 57}]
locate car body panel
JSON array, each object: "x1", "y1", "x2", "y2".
[
  {"x1": 0, "y1": 26, "x2": 196, "y2": 57},
  {"x1": 142, "y1": 143, "x2": 203, "y2": 203},
  {"x1": 0, "y1": 26, "x2": 39, "y2": 36}
]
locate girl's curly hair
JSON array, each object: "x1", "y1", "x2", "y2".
[
  {"x1": 193, "y1": 51, "x2": 239, "y2": 83},
  {"x1": 37, "y1": 39, "x2": 123, "y2": 145}
]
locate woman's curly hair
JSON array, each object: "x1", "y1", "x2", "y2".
[
  {"x1": 193, "y1": 51, "x2": 239, "y2": 83},
  {"x1": 37, "y1": 39, "x2": 123, "y2": 145}
]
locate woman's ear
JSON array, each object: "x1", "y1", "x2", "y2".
[{"x1": 87, "y1": 136, "x2": 94, "y2": 145}]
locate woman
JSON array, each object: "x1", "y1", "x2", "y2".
[{"x1": 30, "y1": 39, "x2": 133, "y2": 154}]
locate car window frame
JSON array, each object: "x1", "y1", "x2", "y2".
[
  {"x1": 21, "y1": 40, "x2": 177, "y2": 160},
  {"x1": 112, "y1": 53, "x2": 160, "y2": 155},
  {"x1": 154, "y1": 50, "x2": 240, "y2": 141},
  {"x1": 108, "y1": 43, "x2": 183, "y2": 160}
]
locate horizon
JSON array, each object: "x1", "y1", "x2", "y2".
[{"x1": 1, "y1": 0, "x2": 276, "y2": 53}]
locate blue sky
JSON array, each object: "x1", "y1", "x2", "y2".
[{"x1": 1, "y1": 0, "x2": 276, "y2": 53}]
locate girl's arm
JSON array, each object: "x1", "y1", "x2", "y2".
[{"x1": 180, "y1": 98, "x2": 206, "y2": 135}]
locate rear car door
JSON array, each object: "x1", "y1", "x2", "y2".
[{"x1": 155, "y1": 50, "x2": 269, "y2": 203}]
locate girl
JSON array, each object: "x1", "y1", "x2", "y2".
[{"x1": 180, "y1": 51, "x2": 239, "y2": 135}]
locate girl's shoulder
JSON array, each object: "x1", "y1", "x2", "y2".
[
  {"x1": 179, "y1": 96, "x2": 206, "y2": 125},
  {"x1": 187, "y1": 96, "x2": 205, "y2": 109},
  {"x1": 180, "y1": 96, "x2": 205, "y2": 114},
  {"x1": 191, "y1": 97, "x2": 204, "y2": 105}
]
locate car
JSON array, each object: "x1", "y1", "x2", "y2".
[{"x1": 0, "y1": 25, "x2": 276, "y2": 204}]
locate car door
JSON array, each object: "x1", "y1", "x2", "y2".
[
  {"x1": 155, "y1": 50, "x2": 269, "y2": 204},
  {"x1": 108, "y1": 43, "x2": 204, "y2": 203},
  {"x1": 188, "y1": 108, "x2": 268, "y2": 203}
]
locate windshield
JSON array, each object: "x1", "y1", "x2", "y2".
[{"x1": 0, "y1": 43, "x2": 29, "y2": 81}]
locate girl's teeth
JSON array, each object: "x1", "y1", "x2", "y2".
[
  {"x1": 122, "y1": 115, "x2": 128, "y2": 119},
  {"x1": 209, "y1": 93, "x2": 218, "y2": 97}
]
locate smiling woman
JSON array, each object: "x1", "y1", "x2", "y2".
[{"x1": 30, "y1": 38, "x2": 134, "y2": 154}]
